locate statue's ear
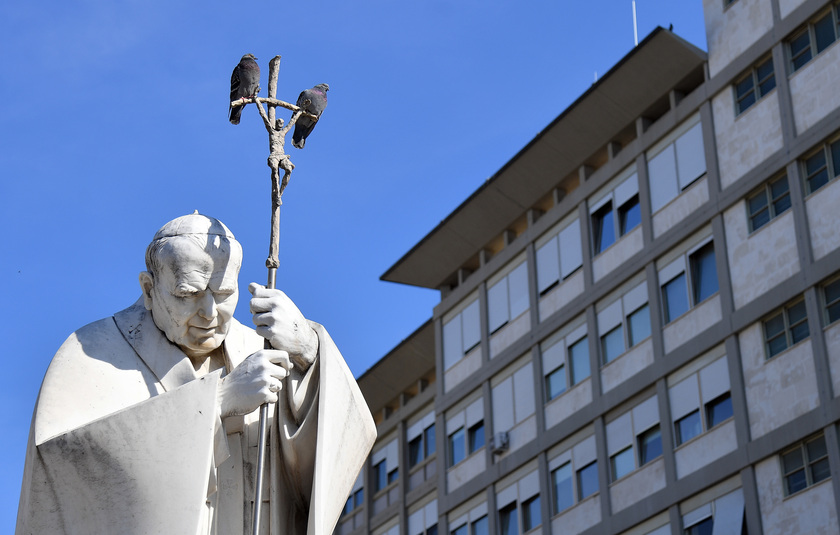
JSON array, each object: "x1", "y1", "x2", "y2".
[{"x1": 139, "y1": 271, "x2": 155, "y2": 311}]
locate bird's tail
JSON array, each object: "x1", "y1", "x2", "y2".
[{"x1": 229, "y1": 105, "x2": 242, "y2": 125}]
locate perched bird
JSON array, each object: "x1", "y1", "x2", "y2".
[
  {"x1": 228, "y1": 54, "x2": 260, "y2": 125},
  {"x1": 292, "y1": 83, "x2": 329, "y2": 149}
]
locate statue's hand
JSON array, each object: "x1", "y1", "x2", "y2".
[
  {"x1": 218, "y1": 349, "x2": 291, "y2": 417},
  {"x1": 249, "y1": 283, "x2": 319, "y2": 372}
]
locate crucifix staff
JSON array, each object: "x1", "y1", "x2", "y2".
[{"x1": 229, "y1": 54, "x2": 321, "y2": 535}]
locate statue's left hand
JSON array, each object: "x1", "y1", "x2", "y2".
[{"x1": 249, "y1": 283, "x2": 318, "y2": 372}]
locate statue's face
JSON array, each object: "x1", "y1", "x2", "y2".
[{"x1": 146, "y1": 237, "x2": 241, "y2": 359}]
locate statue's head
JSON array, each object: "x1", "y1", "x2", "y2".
[{"x1": 139, "y1": 212, "x2": 243, "y2": 359}]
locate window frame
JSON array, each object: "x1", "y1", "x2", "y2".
[
  {"x1": 746, "y1": 173, "x2": 791, "y2": 233},
  {"x1": 576, "y1": 461, "x2": 599, "y2": 501},
  {"x1": 734, "y1": 55, "x2": 776, "y2": 116},
  {"x1": 802, "y1": 136, "x2": 840, "y2": 195},
  {"x1": 787, "y1": 6, "x2": 840, "y2": 73},
  {"x1": 781, "y1": 433, "x2": 831, "y2": 496},
  {"x1": 659, "y1": 238, "x2": 719, "y2": 325},
  {"x1": 762, "y1": 298, "x2": 810, "y2": 360},
  {"x1": 487, "y1": 260, "x2": 530, "y2": 335},
  {"x1": 521, "y1": 495, "x2": 541, "y2": 532},
  {"x1": 822, "y1": 275, "x2": 840, "y2": 326},
  {"x1": 589, "y1": 170, "x2": 641, "y2": 257},
  {"x1": 550, "y1": 461, "x2": 574, "y2": 514}
]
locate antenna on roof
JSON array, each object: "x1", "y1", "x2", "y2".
[{"x1": 632, "y1": 1, "x2": 639, "y2": 46}]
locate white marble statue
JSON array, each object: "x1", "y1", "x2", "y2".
[{"x1": 17, "y1": 213, "x2": 376, "y2": 535}]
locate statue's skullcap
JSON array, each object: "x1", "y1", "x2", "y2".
[{"x1": 152, "y1": 210, "x2": 236, "y2": 241}]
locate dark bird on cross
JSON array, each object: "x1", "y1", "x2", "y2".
[
  {"x1": 292, "y1": 83, "x2": 329, "y2": 149},
  {"x1": 229, "y1": 53, "x2": 260, "y2": 125}
]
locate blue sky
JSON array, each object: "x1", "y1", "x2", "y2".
[{"x1": 0, "y1": 0, "x2": 706, "y2": 528}]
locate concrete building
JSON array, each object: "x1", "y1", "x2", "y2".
[{"x1": 337, "y1": 1, "x2": 840, "y2": 534}]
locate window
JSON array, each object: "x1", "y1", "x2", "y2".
[
  {"x1": 610, "y1": 447, "x2": 634, "y2": 480},
  {"x1": 803, "y1": 137, "x2": 840, "y2": 194},
  {"x1": 660, "y1": 240, "x2": 719, "y2": 324},
  {"x1": 409, "y1": 422, "x2": 436, "y2": 467},
  {"x1": 663, "y1": 273, "x2": 689, "y2": 323},
  {"x1": 342, "y1": 488, "x2": 364, "y2": 516},
  {"x1": 471, "y1": 516, "x2": 488, "y2": 535},
  {"x1": 488, "y1": 261, "x2": 530, "y2": 334},
  {"x1": 669, "y1": 356, "x2": 733, "y2": 447},
  {"x1": 763, "y1": 299, "x2": 809, "y2": 358},
  {"x1": 647, "y1": 119, "x2": 706, "y2": 213},
  {"x1": 536, "y1": 218, "x2": 582, "y2": 295},
  {"x1": 734, "y1": 56, "x2": 775, "y2": 115},
  {"x1": 628, "y1": 304, "x2": 651, "y2": 346},
  {"x1": 452, "y1": 524, "x2": 468, "y2": 535},
  {"x1": 569, "y1": 337, "x2": 590, "y2": 385},
  {"x1": 443, "y1": 299, "x2": 481, "y2": 369},
  {"x1": 576, "y1": 461, "x2": 599, "y2": 500},
  {"x1": 498, "y1": 502, "x2": 518, "y2": 535},
  {"x1": 551, "y1": 462, "x2": 574, "y2": 513},
  {"x1": 449, "y1": 427, "x2": 465, "y2": 466},
  {"x1": 373, "y1": 460, "x2": 388, "y2": 492},
  {"x1": 522, "y1": 495, "x2": 541, "y2": 531},
  {"x1": 690, "y1": 242, "x2": 719, "y2": 304},
  {"x1": 747, "y1": 174, "x2": 790, "y2": 232},
  {"x1": 545, "y1": 364, "x2": 566, "y2": 401},
  {"x1": 388, "y1": 468, "x2": 399, "y2": 484},
  {"x1": 684, "y1": 517, "x2": 713, "y2": 535},
  {"x1": 782, "y1": 434, "x2": 830, "y2": 495},
  {"x1": 638, "y1": 425, "x2": 662, "y2": 465},
  {"x1": 788, "y1": 7, "x2": 840, "y2": 73},
  {"x1": 823, "y1": 277, "x2": 840, "y2": 325},
  {"x1": 592, "y1": 201, "x2": 616, "y2": 254},
  {"x1": 600, "y1": 325, "x2": 624, "y2": 364},
  {"x1": 675, "y1": 410, "x2": 702, "y2": 445},
  {"x1": 705, "y1": 393, "x2": 733, "y2": 428},
  {"x1": 468, "y1": 421, "x2": 485, "y2": 453},
  {"x1": 590, "y1": 171, "x2": 641, "y2": 256}
]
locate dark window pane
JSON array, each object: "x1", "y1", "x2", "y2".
[
  {"x1": 569, "y1": 337, "x2": 590, "y2": 384},
  {"x1": 593, "y1": 202, "x2": 616, "y2": 254},
  {"x1": 468, "y1": 421, "x2": 484, "y2": 453},
  {"x1": 343, "y1": 497, "x2": 352, "y2": 516},
  {"x1": 409, "y1": 436, "x2": 423, "y2": 467},
  {"x1": 552, "y1": 463, "x2": 574, "y2": 513},
  {"x1": 788, "y1": 301, "x2": 810, "y2": 344},
  {"x1": 706, "y1": 393, "x2": 734, "y2": 427},
  {"x1": 425, "y1": 424, "x2": 436, "y2": 457},
  {"x1": 806, "y1": 150, "x2": 829, "y2": 193},
  {"x1": 428, "y1": 525, "x2": 438, "y2": 535},
  {"x1": 676, "y1": 410, "x2": 702, "y2": 445},
  {"x1": 756, "y1": 58, "x2": 776, "y2": 96},
  {"x1": 766, "y1": 332, "x2": 788, "y2": 357},
  {"x1": 601, "y1": 325, "x2": 624, "y2": 364},
  {"x1": 354, "y1": 489, "x2": 364, "y2": 507},
  {"x1": 611, "y1": 447, "x2": 634, "y2": 480},
  {"x1": 811, "y1": 458, "x2": 831, "y2": 484},
  {"x1": 373, "y1": 460, "x2": 387, "y2": 492},
  {"x1": 522, "y1": 496, "x2": 541, "y2": 531},
  {"x1": 783, "y1": 448, "x2": 805, "y2": 473},
  {"x1": 471, "y1": 516, "x2": 488, "y2": 535},
  {"x1": 690, "y1": 242, "x2": 719, "y2": 303},
  {"x1": 686, "y1": 517, "x2": 714, "y2": 535},
  {"x1": 628, "y1": 304, "x2": 651, "y2": 346},
  {"x1": 449, "y1": 428, "x2": 465, "y2": 466},
  {"x1": 639, "y1": 425, "x2": 662, "y2": 464},
  {"x1": 735, "y1": 75, "x2": 754, "y2": 99},
  {"x1": 619, "y1": 196, "x2": 641, "y2": 235},
  {"x1": 814, "y1": 12, "x2": 836, "y2": 53},
  {"x1": 831, "y1": 140, "x2": 840, "y2": 178},
  {"x1": 577, "y1": 462, "x2": 599, "y2": 500},
  {"x1": 545, "y1": 366, "x2": 566, "y2": 400},
  {"x1": 786, "y1": 469, "x2": 808, "y2": 494},
  {"x1": 452, "y1": 524, "x2": 468, "y2": 535},
  {"x1": 663, "y1": 273, "x2": 689, "y2": 323},
  {"x1": 387, "y1": 468, "x2": 398, "y2": 484},
  {"x1": 764, "y1": 313, "x2": 785, "y2": 340},
  {"x1": 825, "y1": 279, "x2": 840, "y2": 324},
  {"x1": 790, "y1": 31, "x2": 813, "y2": 70},
  {"x1": 807, "y1": 436, "x2": 828, "y2": 460},
  {"x1": 750, "y1": 207, "x2": 771, "y2": 230},
  {"x1": 736, "y1": 89, "x2": 756, "y2": 114},
  {"x1": 748, "y1": 189, "x2": 769, "y2": 216},
  {"x1": 499, "y1": 503, "x2": 518, "y2": 535}
]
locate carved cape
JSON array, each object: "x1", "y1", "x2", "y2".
[{"x1": 17, "y1": 299, "x2": 375, "y2": 535}]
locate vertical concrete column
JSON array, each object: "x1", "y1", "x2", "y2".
[
  {"x1": 740, "y1": 465, "x2": 765, "y2": 535},
  {"x1": 724, "y1": 335, "x2": 753, "y2": 447},
  {"x1": 530, "y1": 344, "x2": 547, "y2": 437},
  {"x1": 593, "y1": 416, "x2": 613, "y2": 519},
  {"x1": 586, "y1": 304, "x2": 604, "y2": 399},
  {"x1": 699, "y1": 101, "x2": 723, "y2": 205},
  {"x1": 823, "y1": 423, "x2": 840, "y2": 527},
  {"x1": 526, "y1": 242, "x2": 540, "y2": 328},
  {"x1": 434, "y1": 411, "x2": 448, "y2": 520},
  {"x1": 486, "y1": 484, "x2": 498, "y2": 535},
  {"x1": 478, "y1": 281, "x2": 489, "y2": 366},
  {"x1": 772, "y1": 42, "x2": 798, "y2": 145},
  {"x1": 435, "y1": 318, "x2": 445, "y2": 401},
  {"x1": 482, "y1": 380, "x2": 495, "y2": 469},
  {"x1": 397, "y1": 420, "x2": 408, "y2": 535},
  {"x1": 537, "y1": 452, "x2": 551, "y2": 533},
  {"x1": 668, "y1": 503, "x2": 682, "y2": 535},
  {"x1": 656, "y1": 378, "x2": 678, "y2": 485},
  {"x1": 578, "y1": 203, "x2": 594, "y2": 292},
  {"x1": 711, "y1": 213, "x2": 735, "y2": 328},
  {"x1": 363, "y1": 449, "x2": 372, "y2": 534},
  {"x1": 645, "y1": 262, "x2": 667, "y2": 363},
  {"x1": 636, "y1": 153, "x2": 654, "y2": 247},
  {"x1": 804, "y1": 287, "x2": 834, "y2": 403},
  {"x1": 786, "y1": 159, "x2": 815, "y2": 281}
]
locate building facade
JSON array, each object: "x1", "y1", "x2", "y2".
[{"x1": 339, "y1": 1, "x2": 840, "y2": 534}]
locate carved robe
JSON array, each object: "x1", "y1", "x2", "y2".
[{"x1": 17, "y1": 299, "x2": 375, "y2": 535}]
